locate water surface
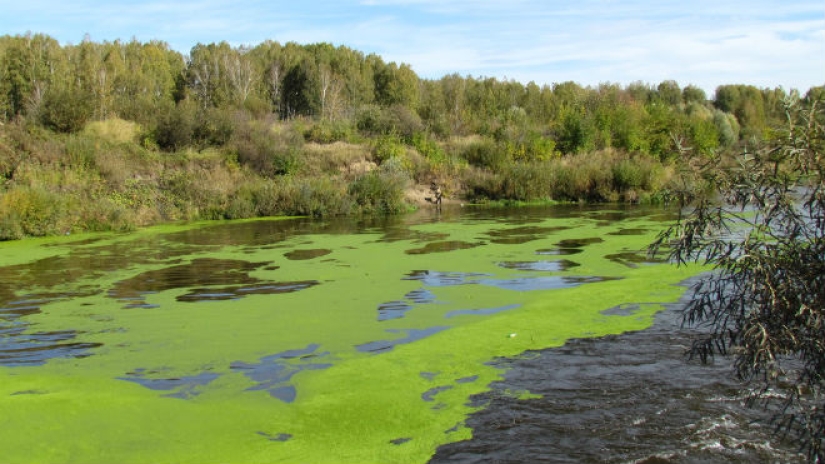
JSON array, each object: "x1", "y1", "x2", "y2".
[{"x1": 0, "y1": 205, "x2": 793, "y2": 463}]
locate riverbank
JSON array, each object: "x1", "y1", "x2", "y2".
[
  {"x1": 0, "y1": 119, "x2": 675, "y2": 241},
  {"x1": 429, "y1": 277, "x2": 806, "y2": 463}
]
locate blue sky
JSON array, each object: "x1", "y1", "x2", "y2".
[{"x1": 2, "y1": 0, "x2": 823, "y2": 95}]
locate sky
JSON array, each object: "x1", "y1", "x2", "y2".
[{"x1": 2, "y1": 0, "x2": 823, "y2": 95}]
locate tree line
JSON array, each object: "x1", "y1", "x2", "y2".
[{"x1": 2, "y1": 32, "x2": 818, "y2": 158}]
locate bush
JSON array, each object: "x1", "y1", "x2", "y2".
[
  {"x1": 461, "y1": 137, "x2": 507, "y2": 171},
  {"x1": 227, "y1": 177, "x2": 352, "y2": 219},
  {"x1": 153, "y1": 101, "x2": 197, "y2": 151},
  {"x1": 195, "y1": 107, "x2": 238, "y2": 147},
  {"x1": 372, "y1": 135, "x2": 405, "y2": 164},
  {"x1": 502, "y1": 162, "x2": 553, "y2": 201},
  {"x1": 355, "y1": 104, "x2": 423, "y2": 139},
  {"x1": 304, "y1": 119, "x2": 355, "y2": 144},
  {"x1": 39, "y1": 86, "x2": 94, "y2": 133},
  {"x1": 462, "y1": 169, "x2": 504, "y2": 202},
  {"x1": 348, "y1": 157, "x2": 409, "y2": 214},
  {"x1": 0, "y1": 186, "x2": 67, "y2": 238},
  {"x1": 231, "y1": 120, "x2": 304, "y2": 176}
]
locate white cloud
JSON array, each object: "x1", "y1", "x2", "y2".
[{"x1": 2, "y1": 0, "x2": 822, "y2": 92}]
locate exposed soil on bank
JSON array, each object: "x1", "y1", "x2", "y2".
[{"x1": 430, "y1": 279, "x2": 806, "y2": 463}]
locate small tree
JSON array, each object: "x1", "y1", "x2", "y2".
[{"x1": 652, "y1": 90, "x2": 825, "y2": 461}]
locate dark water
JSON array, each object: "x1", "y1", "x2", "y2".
[{"x1": 430, "y1": 279, "x2": 806, "y2": 463}]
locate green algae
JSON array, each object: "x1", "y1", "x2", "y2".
[{"x1": 0, "y1": 206, "x2": 703, "y2": 463}]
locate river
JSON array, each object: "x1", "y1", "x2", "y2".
[{"x1": 0, "y1": 205, "x2": 804, "y2": 463}]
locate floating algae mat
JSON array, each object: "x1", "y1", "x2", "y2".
[{"x1": 0, "y1": 205, "x2": 702, "y2": 463}]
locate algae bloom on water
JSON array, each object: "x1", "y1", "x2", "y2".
[{"x1": 0, "y1": 206, "x2": 700, "y2": 464}]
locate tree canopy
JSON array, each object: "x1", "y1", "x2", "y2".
[{"x1": 0, "y1": 33, "x2": 803, "y2": 159}]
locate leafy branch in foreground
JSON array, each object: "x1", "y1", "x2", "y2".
[{"x1": 651, "y1": 89, "x2": 825, "y2": 461}]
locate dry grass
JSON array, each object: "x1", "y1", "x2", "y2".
[
  {"x1": 83, "y1": 118, "x2": 141, "y2": 144},
  {"x1": 302, "y1": 142, "x2": 372, "y2": 178}
]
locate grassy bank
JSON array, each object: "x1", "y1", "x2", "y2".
[{"x1": 0, "y1": 118, "x2": 678, "y2": 240}]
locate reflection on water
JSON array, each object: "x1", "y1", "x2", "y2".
[
  {"x1": 485, "y1": 226, "x2": 571, "y2": 245},
  {"x1": 119, "y1": 369, "x2": 220, "y2": 399},
  {"x1": 231, "y1": 344, "x2": 332, "y2": 403},
  {"x1": 497, "y1": 259, "x2": 580, "y2": 272},
  {"x1": 1, "y1": 293, "x2": 102, "y2": 366},
  {"x1": 404, "y1": 269, "x2": 619, "y2": 291},
  {"x1": 176, "y1": 281, "x2": 319, "y2": 302},
  {"x1": 355, "y1": 327, "x2": 450, "y2": 354},
  {"x1": 109, "y1": 258, "x2": 319, "y2": 306},
  {"x1": 284, "y1": 249, "x2": 332, "y2": 260},
  {"x1": 554, "y1": 237, "x2": 604, "y2": 248},
  {"x1": 377, "y1": 288, "x2": 438, "y2": 321},
  {"x1": 606, "y1": 251, "x2": 665, "y2": 268},
  {"x1": 406, "y1": 241, "x2": 484, "y2": 255}
]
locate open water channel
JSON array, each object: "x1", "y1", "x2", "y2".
[{"x1": 0, "y1": 205, "x2": 804, "y2": 463}]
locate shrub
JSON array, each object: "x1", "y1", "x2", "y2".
[
  {"x1": 153, "y1": 101, "x2": 197, "y2": 151},
  {"x1": 239, "y1": 177, "x2": 352, "y2": 218},
  {"x1": 304, "y1": 119, "x2": 355, "y2": 144},
  {"x1": 0, "y1": 186, "x2": 67, "y2": 238},
  {"x1": 461, "y1": 137, "x2": 507, "y2": 171},
  {"x1": 39, "y1": 86, "x2": 94, "y2": 133},
  {"x1": 372, "y1": 135, "x2": 405, "y2": 164},
  {"x1": 348, "y1": 157, "x2": 409, "y2": 214},
  {"x1": 231, "y1": 120, "x2": 304, "y2": 176},
  {"x1": 411, "y1": 132, "x2": 446, "y2": 164},
  {"x1": 501, "y1": 162, "x2": 553, "y2": 201},
  {"x1": 462, "y1": 169, "x2": 504, "y2": 202},
  {"x1": 195, "y1": 107, "x2": 237, "y2": 147}
]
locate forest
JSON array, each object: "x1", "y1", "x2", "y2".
[{"x1": 1, "y1": 32, "x2": 822, "y2": 239}]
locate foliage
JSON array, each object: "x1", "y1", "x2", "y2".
[
  {"x1": 0, "y1": 185, "x2": 66, "y2": 239},
  {"x1": 651, "y1": 91, "x2": 825, "y2": 461},
  {"x1": 230, "y1": 118, "x2": 303, "y2": 176},
  {"x1": 371, "y1": 134, "x2": 405, "y2": 164},
  {"x1": 348, "y1": 157, "x2": 410, "y2": 214},
  {"x1": 0, "y1": 32, "x2": 820, "y2": 239}
]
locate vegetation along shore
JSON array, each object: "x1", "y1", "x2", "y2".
[{"x1": 1, "y1": 33, "x2": 822, "y2": 239}]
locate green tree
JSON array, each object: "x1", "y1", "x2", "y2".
[
  {"x1": 652, "y1": 92, "x2": 825, "y2": 461},
  {"x1": 0, "y1": 33, "x2": 64, "y2": 119},
  {"x1": 682, "y1": 84, "x2": 707, "y2": 104},
  {"x1": 281, "y1": 61, "x2": 313, "y2": 118},
  {"x1": 656, "y1": 79, "x2": 681, "y2": 106}
]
